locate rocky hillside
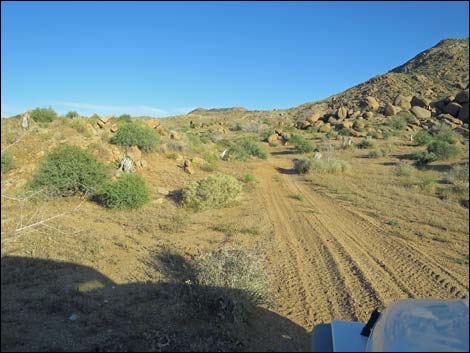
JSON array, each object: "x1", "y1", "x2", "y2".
[{"x1": 291, "y1": 38, "x2": 469, "y2": 120}]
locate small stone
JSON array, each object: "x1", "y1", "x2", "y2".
[{"x1": 69, "y1": 314, "x2": 79, "y2": 321}]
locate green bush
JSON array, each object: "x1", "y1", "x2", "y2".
[
  {"x1": 200, "y1": 152, "x2": 219, "y2": 172},
  {"x1": 310, "y1": 159, "x2": 351, "y2": 174},
  {"x1": 427, "y1": 141, "x2": 461, "y2": 160},
  {"x1": 30, "y1": 145, "x2": 111, "y2": 196},
  {"x1": 431, "y1": 125, "x2": 461, "y2": 145},
  {"x1": 30, "y1": 107, "x2": 58, "y2": 123},
  {"x1": 368, "y1": 148, "x2": 388, "y2": 158},
  {"x1": 357, "y1": 138, "x2": 377, "y2": 149},
  {"x1": 110, "y1": 122, "x2": 159, "y2": 152},
  {"x1": 181, "y1": 174, "x2": 242, "y2": 210},
  {"x1": 390, "y1": 116, "x2": 407, "y2": 130},
  {"x1": 293, "y1": 158, "x2": 312, "y2": 174},
  {"x1": 394, "y1": 163, "x2": 414, "y2": 177},
  {"x1": 65, "y1": 111, "x2": 79, "y2": 119},
  {"x1": 227, "y1": 138, "x2": 268, "y2": 161},
  {"x1": 95, "y1": 174, "x2": 150, "y2": 209},
  {"x1": 290, "y1": 134, "x2": 315, "y2": 153},
  {"x1": 414, "y1": 131, "x2": 433, "y2": 145},
  {"x1": 447, "y1": 164, "x2": 469, "y2": 185},
  {"x1": 414, "y1": 150, "x2": 438, "y2": 166},
  {"x1": 260, "y1": 127, "x2": 275, "y2": 141},
  {"x1": 243, "y1": 174, "x2": 256, "y2": 183},
  {"x1": 1, "y1": 151, "x2": 14, "y2": 173}
]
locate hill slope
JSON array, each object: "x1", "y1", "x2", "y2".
[{"x1": 290, "y1": 38, "x2": 469, "y2": 118}]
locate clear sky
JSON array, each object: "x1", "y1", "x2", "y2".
[{"x1": 1, "y1": 1, "x2": 469, "y2": 117}]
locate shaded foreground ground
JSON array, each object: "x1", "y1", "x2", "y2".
[{"x1": 1, "y1": 140, "x2": 469, "y2": 351}]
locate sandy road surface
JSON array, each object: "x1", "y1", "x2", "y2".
[{"x1": 253, "y1": 156, "x2": 469, "y2": 332}]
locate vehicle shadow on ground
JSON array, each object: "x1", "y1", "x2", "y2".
[{"x1": 1, "y1": 255, "x2": 310, "y2": 352}]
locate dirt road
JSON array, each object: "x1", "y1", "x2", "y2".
[{"x1": 253, "y1": 155, "x2": 469, "y2": 332}]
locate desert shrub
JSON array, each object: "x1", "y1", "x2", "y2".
[
  {"x1": 293, "y1": 158, "x2": 312, "y2": 174},
  {"x1": 200, "y1": 152, "x2": 219, "y2": 172},
  {"x1": 431, "y1": 124, "x2": 461, "y2": 145},
  {"x1": 194, "y1": 246, "x2": 268, "y2": 322},
  {"x1": 260, "y1": 127, "x2": 275, "y2": 141},
  {"x1": 226, "y1": 138, "x2": 267, "y2": 161},
  {"x1": 30, "y1": 145, "x2": 111, "y2": 196},
  {"x1": 65, "y1": 111, "x2": 79, "y2": 119},
  {"x1": 117, "y1": 114, "x2": 131, "y2": 121},
  {"x1": 110, "y1": 122, "x2": 159, "y2": 152},
  {"x1": 357, "y1": 138, "x2": 377, "y2": 149},
  {"x1": 70, "y1": 118, "x2": 86, "y2": 133},
  {"x1": 414, "y1": 131, "x2": 433, "y2": 145},
  {"x1": 368, "y1": 148, "x2": 390, "y2": 158},
  {"x1": 390, "y1": 116, "x2": 407, "y2": 130},
  {"x1": 427, "y1": 140, "x2": 460, "y2": 160},
  {"x1": 95, "y1": 174, "x2": 150, "y2": 209},
  {"x1": 414, "y1": 150, "x2": 438, "y2": 166},
  {"x1": 325, "y1": 131, "x2": 339, "y2": 139},
  {"x1": 338, "y1": 128, "x2": 353, "y2": 136},
  {"x1": 310, "y1": 159, "x2": 351, "y2": 174},
  {"x1": 419, "y1": 173, "x2": 438, "y2": 193},
  {"x1": 230, "y1": 122, "x2": 243, "y2": 131},
  {"x1": 397, "y1": 111, "x2": 418, "y2": 124},
  {"x1": 30, "y1": 107, "x2": 57, "y2": 123},
  {"x1": 447, "y1": 164, "x2": 469, "y2": 185},
  {"x1": 243, "y1": 174, "x2": 256, "y2": 183},
  {"x1": 394, "y1": 163, "x2": 414, "y2": 177},
  {"x1": 181, "y1": 174, "x2": 242, "y2": 210},
  {"x1": 1, "y1": 151, "x2": 14, "y2": 173},
  {"x1": 290, "y1": 134, "x2": 315, "y2": 153}
]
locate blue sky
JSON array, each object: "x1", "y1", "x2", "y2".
[{"x1": 1, "y1": 1, "x2": 469, "y2": 117}]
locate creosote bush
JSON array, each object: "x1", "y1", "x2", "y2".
[
  {"x1": 1, "y1": 151, "x2": 14, "y2": 173},
  {"x1": 427, "y1": 140, "x2": 461, "y2": 160},
  {"x1": 294, "y1": 158, "x2": 350, "y2": 174},
  {"x1": 290, "y1": 134, "x2": 315, "y2": 153},
  {"x1": 30, "y1": 107, "x2": 58, "y2": 123},
  {"x1": 357, "y1": 138, "x2": 377, "y2": 149},
  {"x1": 95, "y1": 174, "x2": 150, "y2": 209},
  {"x1": 414, "y1": 150, "x2": 438, "y2": 166},
  {"x1": 226, "y1": 138, "x2": 268, "y2": 161},
  {"x1": 414, "y1": 131, "x2": 433, "y2": 146},
  {"x1": 181, "y1": 174, "x2": 242, "y2": 210},
  {"x1": 110, "y1": 122, "x2": 160, "y2": 152},
  {"x1": 394, "y1": 163, "x2": 414, "y2": 177},
  {"x1": 30, "y1": 145, "x2": 111, "y2": 196}
]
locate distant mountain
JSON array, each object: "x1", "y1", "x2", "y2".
[
  {"x1": 291, "y1": 38, "x2": 469, "y2": 119},
  {"x1": 188, "y1": 107, "x2": 247, "y2": 114}
]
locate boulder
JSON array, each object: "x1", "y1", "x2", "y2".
[
  {"x1": 96, "y1": 120, "x2": 106, "y2": 129},
  {"x1": 327, "y1": 117, "x2": 338, "y2": 125},
  {"x1": 454, "y1": 126, "x2": 469, "y2": 138},
  {"x1": 353, "y1": 120, "x2": 365, "y2": 130},
  {"x1": 340, "y1": 121, "x2": 353, "y2": 129},
  {"x1": 99, "y1": 116, "x2": 113, "y2": 124},
  {"x1": 437, "y1": 114, "x2": 463, "y2": 126},
  {"x1": 267, "y1": 134, "x2": 279, "y2": 144},
  {"x1": 140, "y1": 160, "x2": 148, "y2": 169},
  {"x1": 410, "y1": 106, "x2": 431, "y2": 119},
  {"x1": 444, "y1": 102, "x2": 462, "y2": 117},
  {"x1": 410, "y1": 96, "x2": 429, "y2": 108},
  {"x1": 146, "y1": 119, "x2": 161, "y2": 129},
  {"x1": 314, "y1": 120, "x2": 325, "y2": 127},
  {"x1": 301, "y1": 120, "x2": 312, "y2": 129},
  {"x1": 319, "y1": 123, "x2": 331, "y2": 133},
  {"x1": 110, "y1": 124, "x2": 119, "y2": 133},
  {"x1": 169, "y1": 131, "x2": 181, "y2": 140},
  {"x1": 455, "y1": 89, "x2": 469, "y2": 104},
  {"x1": 306, "y1": 112, "x2": 321, "y2": 124},
  {"x1": 364, "y1": 96, "x2": 380, "y2": 111},
  {"x1": 183, "y1": 160, "x2": 194, "y2": 175},
  {"x1": 350, "y1": 111, "x2": 362, "y2": 119},
  {"x1": 126, "y1": 146, "x2": 142, "y2": 163},
  {"x1": 337, "y1": 106, "x2": 348, "y2": 119},
  {"x1": 394, "y1": 95, "x2": 412, "y2": 110},
  {"x1": 458, "y1": 103, "x2": 469, "y2": 123},
  {"x1": 384, "y1": 103, "x2": 402, "y2": 116},
  {"x1": 363, "y1": 111, "x2": 374, "y2": 120}
]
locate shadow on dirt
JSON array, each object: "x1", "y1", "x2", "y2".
[
  {"x1": 275, "y1": 167, "x2": 297, "y2": 175},
  {"x1": 1, "y1": 255, "x2": 309, "y2": 352}
]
